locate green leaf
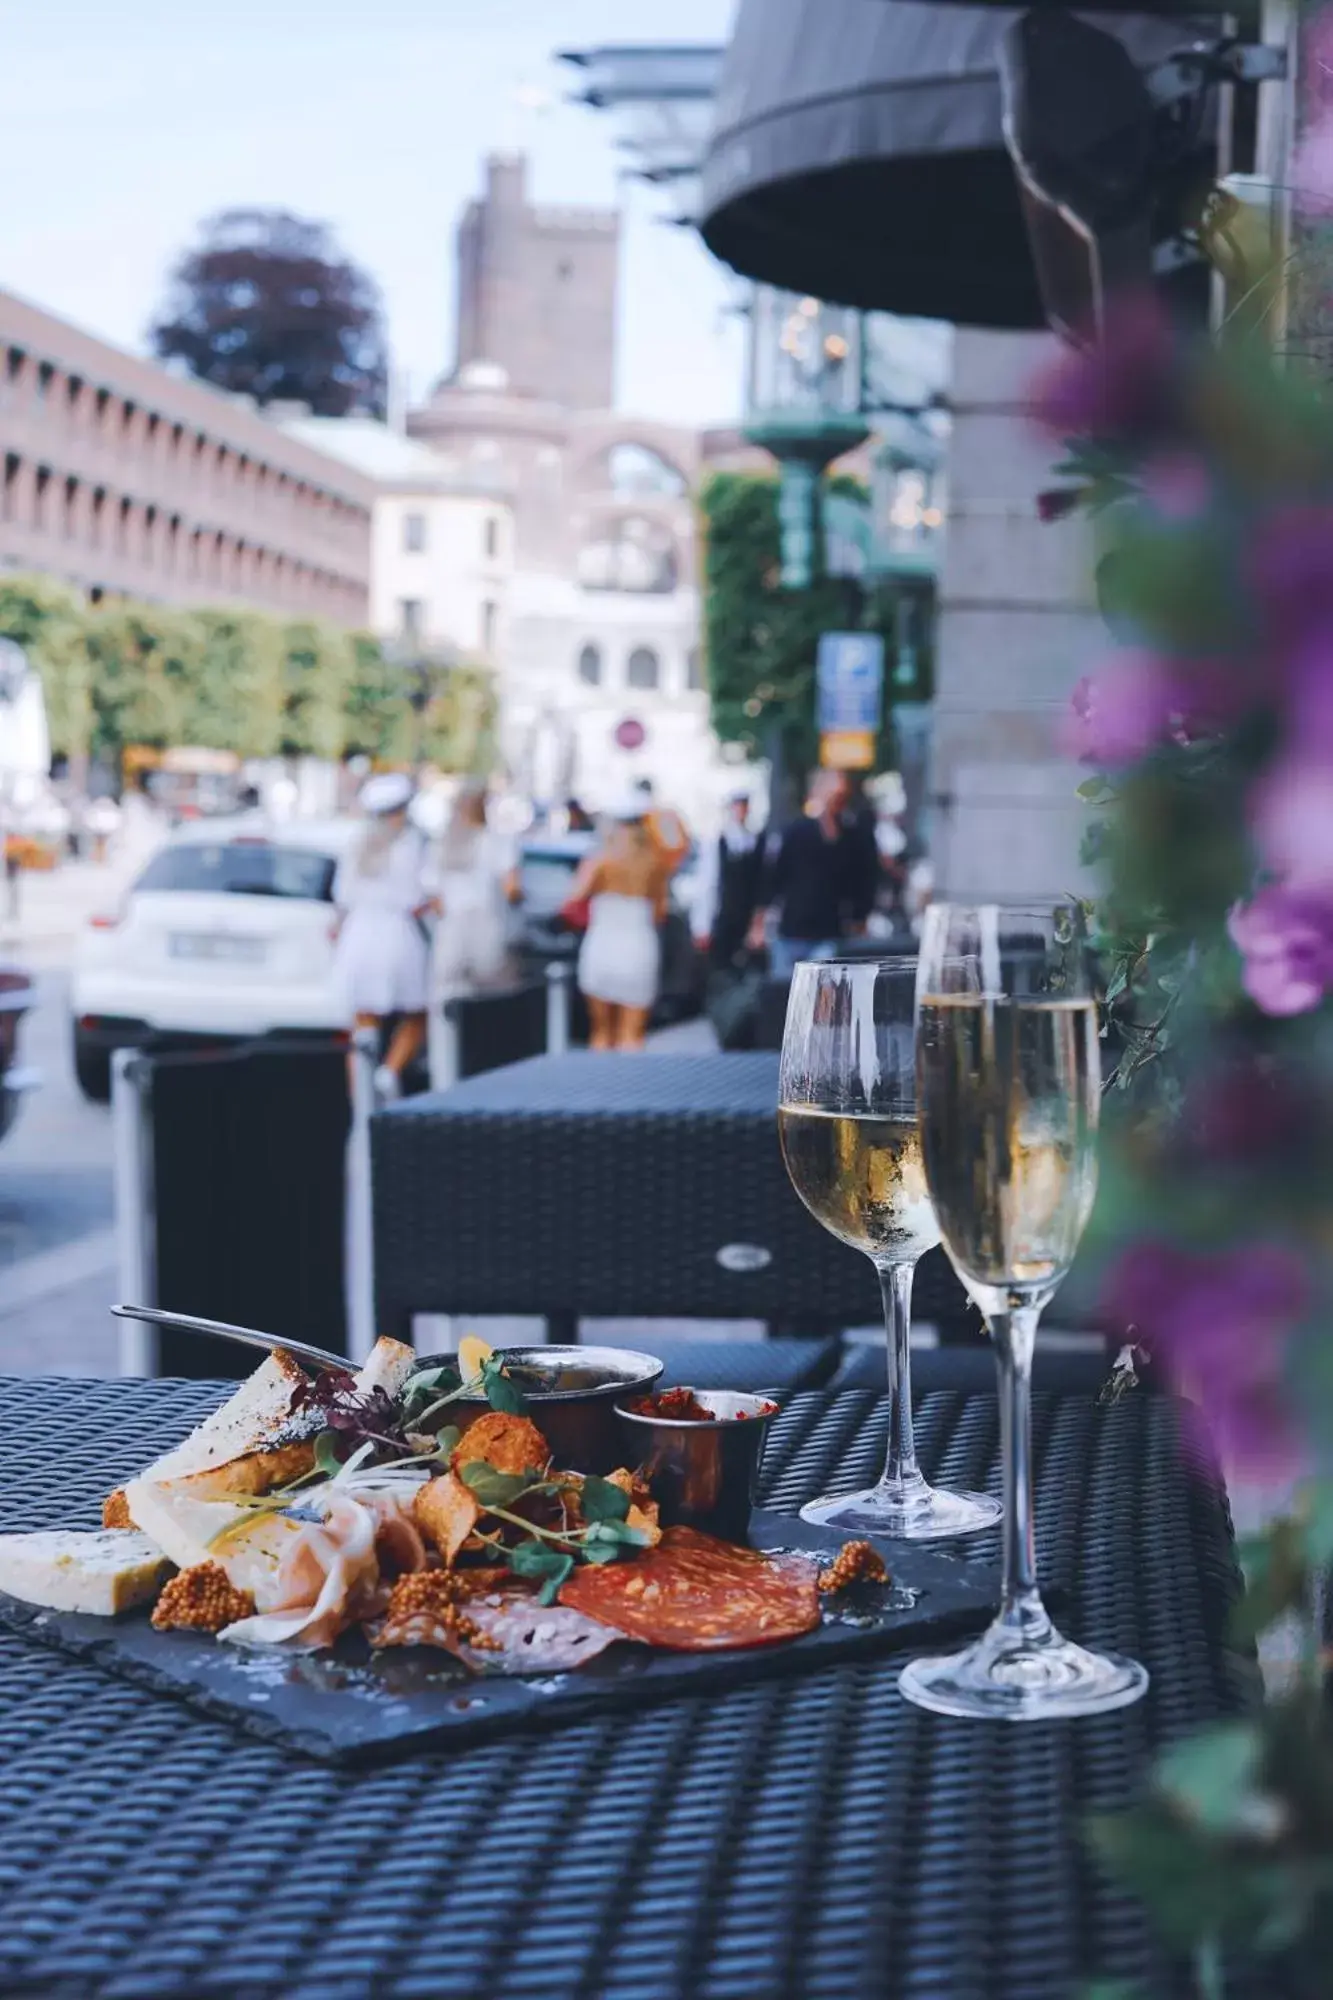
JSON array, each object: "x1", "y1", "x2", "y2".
[
  {"x1": 314, "y1": 1433, "x2": 343, "y2": 1478},
  {"x1": 481, "y1": 1356, "x2": 529, "y2": 1416},
  {"x1": 436, "y1": 1424, "x2": 461, "y2": 1460},
  {"x1": 579, "y1": 1474, "x2": 631, "y2": 1525},
  {"x1": 584, "y1": 1518, "x2": 650, "y2": 1548},
  {"x1": 580, "y1": 1540, "x2": 629, "y2": 1565},
  {"x1": 506, "y1": 1539, "x2": 575, "y2": 1604},
  {"x1": 457, "y1": 1460, "x2": 541, "y2": 1509},
  {"x1": 1302, "y1": 1478, "x2": 1333, "y2": 1566},
  {"x1": 1155, "y1": 1723, "x2": 1264, "y2": 1835}
]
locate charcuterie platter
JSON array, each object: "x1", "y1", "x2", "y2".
[{"x1": 0, "y1": 1340, "x2": 1002, "y2": 1765}]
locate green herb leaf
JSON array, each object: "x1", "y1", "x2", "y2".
[
  {"x1": 580, "y1": 1540, "x2": 628, "y2": 1565},
  {"x1": 436, "y1": 1424, "x2": 461, "y2": 1460},
  {"x1": 481, "y1": 1356, "x2": 529, "y2": 1415},
  {"x1": 457, "y1": 1460, "x2": 541, "y2": 1509},
  {"x1": 314, "y1": 1433, "x2": 343, "y2": 1478},
  {"x1": 579, "y1": 1474, "x2": 631, "y2": 1525},
  {"x1": 506, "y1": 1539, "x2": 575, "y2": 1604}
]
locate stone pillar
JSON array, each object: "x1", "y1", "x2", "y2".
[{"x1": 930, "y1": 327, "x2": 1102, "y2": 901}]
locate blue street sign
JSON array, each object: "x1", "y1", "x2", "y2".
[{"x1": 816, "y1": 632, "x2": 885, "y2": 734}]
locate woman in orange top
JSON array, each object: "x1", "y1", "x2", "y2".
[{"x1": 569, "y1": 801, "x2": 671, "y2": 1050}]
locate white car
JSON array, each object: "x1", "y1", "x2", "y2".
[{"x1": 70, "y1": 817, "x2": 358, "y2": 1101}]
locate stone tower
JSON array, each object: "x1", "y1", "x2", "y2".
[{"x1": 453, "y1": 154, "x2": 620, "y2": 412}]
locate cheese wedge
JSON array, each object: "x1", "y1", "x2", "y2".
[
  {"x1": 121, "y1": 1480, "x2": 308, "y2": 1598},
  {"x1": 0, "y1": 1529, "x2": 173, "y2": 1615}
]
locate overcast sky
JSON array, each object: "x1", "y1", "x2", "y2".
[{"x1": 0, "y1": 0, "x2": 743, "y2": 425}]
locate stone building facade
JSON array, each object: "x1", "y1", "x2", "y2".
[
  {"x1": 0, "y1": 287, "x2": 373, "y2": 626},
  {"x1": 281, "y1": 415, "x2": 514, "y2": 665},
  {"x1": 454, "y1": 155, "x2": 620, "y2": 413}
]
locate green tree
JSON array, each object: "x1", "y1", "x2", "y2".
[
  {"x1": 343, "y1": 631, "x2": 410, "y2": 761},
  {"x1": 84, "y1": 603, "x2": 197, "y2": 762},
  {"x1": 279, "y1": 620, "x2": 353, "y2": 759},
  {"x1": 0, "y1": 574, "x2": 93, "y2": 763},
  {"x1": 699, "y1": 470, "x2": 902, "y2": 786},
  {"x1": 189, "y1": 610, "x2": 284, "y2": 758}
]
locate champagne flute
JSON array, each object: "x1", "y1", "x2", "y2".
[
  {"x1": 778, "y1": 957, "x2": 1002, "y2": 1539},
  {"x1": 899, "y1": 903, "x2": 1148, "y2": 1719}
]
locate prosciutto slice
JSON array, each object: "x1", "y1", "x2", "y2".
[{"x1": 220, "y1": 1483, "x2": 428, "y2": 1652}]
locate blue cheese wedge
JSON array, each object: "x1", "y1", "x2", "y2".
[{"x1": 0, "y1": 1529, "x2": 174, "y2": 1615}]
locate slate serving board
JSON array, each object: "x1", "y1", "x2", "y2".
[{"x1": 0, "y1": 1512, "x2": 1001, "y2": 1767}]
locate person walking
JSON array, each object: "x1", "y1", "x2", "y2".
[
  {"x1": 426, "y1": 783, "x2": 519, "y2": 1087},
  {"x1": 691, "y1": 787, "x2": 765, "y2": 970},
  {"x1": 632, "y1": 776, "x2": 690, "y2": 876},
  {"x1": 749, "y1": 770, "x2": 880, "y2": 977},
  {"x1": 568, "y1": 798, "x2": 670, "y2": 1050},
  {"x1": 332, "y1": 773, "x2": 434, "y2": 1099}
]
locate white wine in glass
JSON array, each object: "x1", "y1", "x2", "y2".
[
  {"x1": 898, "y1": 904, "x2": 1149, "y2": 1720},
  {"x1": 779, "y1": 957, "x2": 1001, "y2": 1541}
]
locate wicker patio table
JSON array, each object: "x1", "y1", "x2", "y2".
[
  {"x1": 0, "y1": 1372, "x2": 1248, "y2": 2000},
  {"x1": 371, "y1": 1053, "x2": 973, "y2": 1342}
]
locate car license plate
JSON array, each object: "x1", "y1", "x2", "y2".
[{"x1": 168, "y1": 933, "x2": 267, "y2": 965}]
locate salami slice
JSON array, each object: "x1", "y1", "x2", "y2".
[{"x1": 559, "y1": 1526, "x2": 821, "y2": 1651}]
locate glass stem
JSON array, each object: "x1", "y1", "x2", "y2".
[
  {"x1": 990, "y1": 1307, "x2": 1050, "y2": 1639},
  {"x1": 877, "y1": 1258, "x2": 919, "y2": 1489}
]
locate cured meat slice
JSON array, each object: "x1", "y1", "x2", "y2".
[
  {"x1": 559, "y1": 1526, "x2": 821, "y2": 1651},
  {"x1": 374, "y1": 1573, "x2": 622, "y2": 1674}
]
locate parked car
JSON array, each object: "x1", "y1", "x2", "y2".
[
  {"x1": 0, "y1": 964, "x2": 39, "y2": 1142},
  {"x1": 70, "y1": 819, "x2": 357, "y2": 1102},
  {"x1": 512, "y1": 832, "x2": 704, "y2": 1025}
]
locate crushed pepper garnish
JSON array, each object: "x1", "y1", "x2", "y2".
[{"x1": 818, "y1": 1541, "x2": 889, "y2": 1594}]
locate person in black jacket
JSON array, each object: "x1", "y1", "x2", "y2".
[
  {"x1": 749, "y1": 771, "x2": 880, "y2": 977},
  {"x1": 690, "y1": 788, "x2": 766, "y2": 970}
]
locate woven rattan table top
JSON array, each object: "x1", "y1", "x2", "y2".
[{"x1": 0, "y1": 1375, "x2": 1248, "y2": 2000}]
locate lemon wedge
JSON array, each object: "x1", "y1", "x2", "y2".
[{"x1": 458, "y1": 1333, "x2": 494, "y2": 1384}]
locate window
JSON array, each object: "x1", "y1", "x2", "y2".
[
  {"x1": 399, "y1": 598, "x2": 422, "y2": 641},
  {"x1": 627, "y1": 645, "x2": 660, "y2": 692},
  {"x1": 686, "y1": 647, "x2": 705, "y2": 691},
  {"x1": 483, "y1": 515, "x2": 500, "y2": 560},
  {"x1": 481, "y1": 600, "x2": 497, "y2": 654},
  {"x1": 135, "y1": 842, "x2": 337, "y2": 903},
  {"x1": 576, "y1": 643, "x2": 602, "y2": 687},
  {"x1": 402, "y1": 511, "x2": 427, "y2": 554}
]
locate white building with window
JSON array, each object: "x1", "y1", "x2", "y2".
[
  {"x1": 279, "y1": 416, "x2": 513, "y2": 666},
  {"x1": 409, "y1": 367, "x2": 723, "y2": 820}
]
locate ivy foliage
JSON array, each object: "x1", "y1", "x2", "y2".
[{"x1": 698, "y1": 471, "x2": 910, "y2": 779}]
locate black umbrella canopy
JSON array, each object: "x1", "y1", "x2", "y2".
[{"x1": 699, "y1": 0, "x2": 1219, "y2": 328}]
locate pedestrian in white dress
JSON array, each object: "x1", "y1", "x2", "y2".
[
  {"x1": 569, "y1": 799, "x2": 669, "y2": 1050},
  {"x1": 425, "y1": 785, "x2": 520, "y2": 1087},
  {"x1": 430, "y1": 784, "x2": 519, "y2": 995},
  {"x1": 332, "y1": 773, "x2": 434, "y2": 1098}
]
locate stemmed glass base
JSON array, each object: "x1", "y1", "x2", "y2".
[
  {"x1": 899, "y1": 1613, "x2": 1150, "y2": 1720},
  {"x1": 800, "y1": 1472, "x2": 1001, "y2": 1542}
]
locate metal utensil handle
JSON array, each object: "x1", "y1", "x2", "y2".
[{"x1": 111, "y1": 1303, "x2": 348, "y2": 1374}]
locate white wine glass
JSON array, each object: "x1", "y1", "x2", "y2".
[
  {"x1": 899, "y1": 903, "x2": 1149, "y2": 1719},
  {"x1": 779, "y1": 957, "x2": 1002, "y2": 1540}
]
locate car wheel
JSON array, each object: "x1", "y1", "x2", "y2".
[{"x1": 72, "y1": 1027, "x2": 113, "y2": 1104}]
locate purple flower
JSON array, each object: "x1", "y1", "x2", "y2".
[
  {"x1": 1102, "y1": 1240, "x2": 1309, "y2": 1473},
  {"x1": 1140, "y1": 453, "x2": 1211, "y2": 523},
  {"x1": 1293, "y1": 113, "x2": 1333, "y2": 216},
  {"x1": 1228, "y1": 882, "x2": 1333, "y2": 1014},
  {"x1": 1030, "y1": 293, "x2": 1175, "y2": 440},
  {"x1": 1250, "y1": 755, "x2": 1333, "y2": 887},
  {"x1": 1063, "y1": 652, "x2": 1237, "y2": 766},
  {"x1": 1249, "y1": 510, "x2": 1333, "y2": 647}
]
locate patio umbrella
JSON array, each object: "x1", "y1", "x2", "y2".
[{"x1": 698, "y1": 0, "x2": 1219, "y2": 327}]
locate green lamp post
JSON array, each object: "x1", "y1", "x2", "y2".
[{"x1": 742, "y1": 288, "x2": 870, "y2": 588}]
